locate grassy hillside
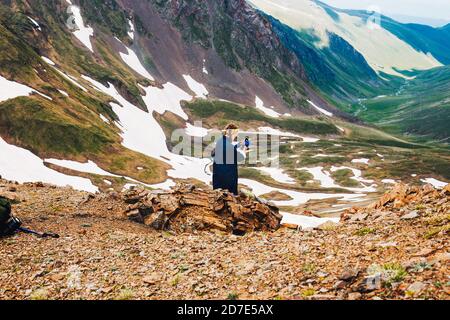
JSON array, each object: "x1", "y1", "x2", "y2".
[
  {"x1": 352, "y1": 66, "x2": 450, "y2": 143},
  {"x1": 183, "y1": 99, "x2": 339, "y2": 135},
  {"x1": 0, "y1": 1, "x2": 169, "y2": 187}
]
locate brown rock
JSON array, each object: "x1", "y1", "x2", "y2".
[
  {"x1": 339, "y1": 269, "x2": 359, "y2": 282},
  {"x1": 281, "y1": 223, "x2": 301, "y2": 230},
  {"x1": 144, "y1": 211, "x2": 169, "y2": 230},
  {"x1": 316, "y1": 221, "x2": 339, "y2": 231},
  {"x1": 123, "y1": 184, "x2": 282, "y2": 234},
  {"x1": 143, "y1": 273, "x2": 161, "y2": 285},
  {"x1": 348, "y1": 292, "x2": 362, "y2": 300},
  {"x1": 443, "y1": 184, "x2": 450, "y2": 195}
]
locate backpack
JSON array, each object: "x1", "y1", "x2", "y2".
[
  {"x1": 0, "y1": 196, "x2": 22, "y2": 237},
  {"x1": 0, "y1": 196, "x2": 59, "y2": 238}
]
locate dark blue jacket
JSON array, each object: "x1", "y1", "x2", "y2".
[{"x1": 212, "y1": 136, "x2": 245, "y2": 195}]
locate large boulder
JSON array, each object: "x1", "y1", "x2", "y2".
[{"x1": 123, "y1": 184, "x2": 282, "y2": 234}]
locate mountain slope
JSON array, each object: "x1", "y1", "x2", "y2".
[
  {"x1": 266, "y1": 14, "x2": 399, "y2": 105},
  {"x1": 248, "y1": 0, "x2": 443, "y2": 78},
  {"x1": 341, "y1": 9, "x2": 450, "y2": 66},
  {"x1": 0, "y1": 0, "x2": 348, "y2": 192},
  {"x1": 249, "y1": 0, "x2": 450, "y2": 143},
  {"x1": 1, "y1": 0, "x2": 448, "y2": 202},
  {"x1": 353, "y1": 66, "x2": 450, "y2": 143}
]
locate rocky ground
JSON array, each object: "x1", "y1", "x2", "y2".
[{"x1": 0, "y1": 179, "x2": 448, "y2": 300}]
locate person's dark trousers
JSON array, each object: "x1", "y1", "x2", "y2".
[
  {"x1": 213, "y1": 163, "x2": 239, "y2": 195},
  {"x1": 212, "y1": 136, "x2": 239, "y2": 195}
]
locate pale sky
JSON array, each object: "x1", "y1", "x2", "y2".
[{"x1": 320, "y1": 0, "x2": 450, "y2": 26}]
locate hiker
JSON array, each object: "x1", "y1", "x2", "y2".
[{"x1": 212, "y1": 124, "x2": 247, "y2": 195}]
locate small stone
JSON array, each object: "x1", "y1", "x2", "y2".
[
  {"x1": 100, "y1": 286, "x2": 114, "y2": 294},
  {"x1": 407, "y1": 282, "x2": 426, "y2": 295},
  {"x1": 356, "y1": 277, "x2": 381, "y2": 293},
  {"x1": 339, "y1": 269, "x2": 359, "y2": 282},
  {"x1": 49, "y1": 273, "x2": 66, "y2": 282},
  {"x1": 443, "y1": 184, "x2": 450, "y2": 194},
  {"x1": 348, "y1": 292, "x2": 362, "y2": 300},
  {"x1": 350, "y1": 213, "x2": 368, "y2": 222},
  {"x1": 282, "y1": 223, "x2": 301, "y2": 230},
  {"x1": 412, "y1": 248, "x2": 435, "y2": 257},
  {"x1": 401, "y1": 211, "x2": 419, "y2": 220},
  {"x1": 376, "y1": 242, "x2": 397, "y2": 248},
  {"x1": 316, "y1": 221, "x2": 339, "y2": 231},
  {"x1": 333, "y1": 280, "x2": 347, "y2": 290},
  {"x1": 317, "y1": 271, "x2": 329, "y2": 278},
  {"x1": 143, "y1": 273, "x2": 161, "y2": 285},
  {"x1": 429, "y1": 252, "x2": 450, "y2": 264}
]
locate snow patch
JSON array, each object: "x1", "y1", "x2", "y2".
[
  {"x1": 149, "y1": 179, "x2": 177, "y2": 191},
  {"x1": 300, "y1": 136, "x2": 320, "y2": 143},
  {"x1": 0, "y1": 76, "x2": 35, "y2": 102},
  {"x1": 67, "y1": 4, "x2": 94, "y2": 52},
  {"x1": 36, "y1": 92, "x2": 52, "y2": 101},
  {"x1": 99, "y1": 114, "x2": 109, "y2": 123},
  {"x1": 240, "y1": 178, "x2": 365, "y2": 207},
  {"x1": 255, "y1": 96, "x2": 281, "y2": 118},
  {"x1": 257, "y1": 127, "x2": 299, "y2": 137},
  {"x1": 28, "y1": 17, "x2": 41, "y2": 31},
  {"x1": 312, "y1": 154, "x2": 336, "y2": 158},
  {"x1": 298, "y1": 167, "x2": 338, "y2": 189},
  {"x1": 183, "y1": 75, "x2": 208, "y2": 98},
  {"x1": 281, "y1": 212, "x2": 340, "y2": 229},
  {"x1": 0, "y1": 75, "x2": 51, "y2": 102},
  {"x1": 80, "y1": 77, "x2": 211, "y2": 184},
  {"x1": 119, "y1": 46, "x2": 154, "y2": 80},
  {"x1": 185, "y1": 123, "x2": 209, "y2": 138},
  {"x1": 308, "y1": 100, "x2": 333, "y2": 117},
  {"x1": 58, "y1": 90, "x2": 69, "y2": 97},
  {"x1": 128, "y1": 20, "x2": 135, "y2": 40},
  {"x1": 330, "y1": 166, "x2": 375, "y2": 187},
  {"x1": 41, "y1": 56, "x2": 55, "y2": 66},
  {"x1": 256, "y1": 167, "x2": 296, "y2": 184},
  {"x1": 352, "y1": 158, "x2": 370, "y2": 165},
  {"x1": 421, "y1": 178, "x2": 448, "y2": 189},
  {"x1": 140, "y1": 83, "x2": 191, "y2": 120},
  {"x1": 45, "y1": 159, "x2": 120, "y2": 177},
  {"x1": 55, "y1": 69, "x2": 88, "y2": 92},
  {"x1": 202, "y1": 59, "x2": 209, "y2": 74},
  {"x1": 0, "y1": 137, "x2": 97, "y2": 193}
]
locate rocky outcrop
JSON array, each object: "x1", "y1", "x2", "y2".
[
  {"x1": 123, "y1": 184, "x2": 282, "y2": 234},
  {"x1": 341, "y1": 183, "x2": 450, "y2": 222}
]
